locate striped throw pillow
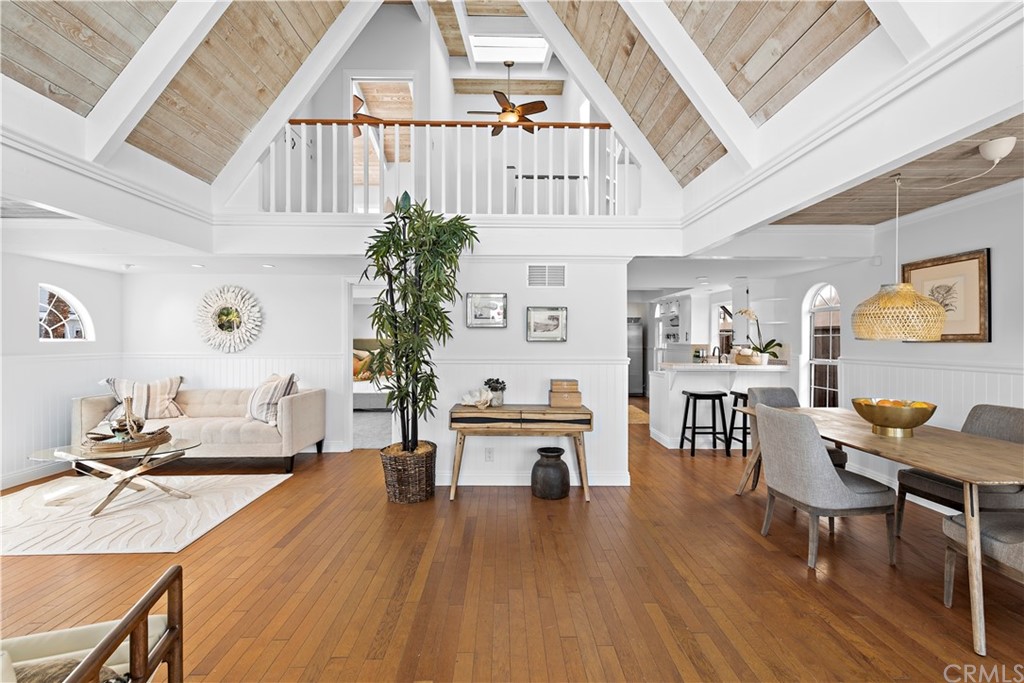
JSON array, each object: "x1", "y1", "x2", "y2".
[
  {"x1": 247, "y1": 373, "x2": 297, "y2": 426},
  {"x1": 104, "y1": 376, "x2": 184, "y2": 420}
]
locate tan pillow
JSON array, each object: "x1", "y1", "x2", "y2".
[
  {"x1": 104, "y1": 376, "x2": 184, "y2": 421},
  {"x1": 247, "y1": 373, "x2": 297, "y2": 426}
]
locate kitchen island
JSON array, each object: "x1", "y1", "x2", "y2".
[{"x1": 648, "y1": 363, "x2": 787, "y2": 451}]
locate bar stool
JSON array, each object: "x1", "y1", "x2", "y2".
[
  {"x1": 727, "y1": 390, "x2": 750, "y2": 458},
  {"x1": 679, "y1": 390, "x2": 729, "y2": 457}
]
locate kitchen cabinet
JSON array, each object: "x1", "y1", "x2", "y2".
[{"x1": 655, "y1": 293, "x2": 710, "y2": 346}]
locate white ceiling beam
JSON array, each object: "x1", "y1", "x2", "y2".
[
  {"x1": 452, "y1": 0, "x2": 477, "y2": 70},
  {"x1": 411, "y1": 0, "x2": 430, "y2": 23},
  {"x1": 212, "y1": 0, "x2": 383, "y2": 209},
  {"x1": 85, "y1": 0, "x2": 230, "y2": 165},
  {"x1": 866, "y1": 1, "x2": 931, "y2": 62},
  {"x1": 618, "y1": 0, "x2": 758, "y2": 171},
  {"x1": 519, "y1": 0, "x2": 684, "y2": 215}
]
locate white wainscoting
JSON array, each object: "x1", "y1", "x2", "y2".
[
  {"x1": 122, "y1": 354, "x2": 350, "y2": 452},
  {"x1": 2, "y1": 353, "x2": 122, "y2": 488},
  {"x1": 839, "y1": 356, "x2": 1024, "y2": 511},
  {"x1": 421, "y1": 358, "x2": 630, "y2": 489}
]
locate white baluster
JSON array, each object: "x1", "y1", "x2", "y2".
[
  {"x1": 502, "y1": 129, "x2": 508, "y2": 214},
  {"x1": 487, "y1": 126, "x2": 492, "y2": 213},
  {"x1": 378, "y1": 123, "x2": 384, "y2": 213},
  {"x1": 565, "y1": 125, "x2": 573, "y2": 215},
  {"x1": 622, "y1": 140, "x2": 630, "y2": 216},
  {"x1": 409, "y1": 123, "x2": 416, "y2": 200},
  {"x1": 316, "y1": 123, "x2": 323, "y2": 213},
  {"x1": 532, "y1": 125, "x2": 538, "y2": 215},
  {"x1": 332, "y1": 124, "x2": 338, "y2": 213},
  {"x1": 269, "y1": 127, "x2": 278, "y2": 212},
  {"x1": 548, "y1": 126, "x2": 554, "y2": 215},
  {"x1": 441, "y1": 125, "x2": 447, "y2": 214},
  {"x1": 456, "y1": 125, "x2": 462, "y2": 213},
  {"x1": 517, "y1": 128, "x2": 523, "y2": 215},
  {"x1": 348, "y1": 123, "x2": 354, "y2": 213},
  {"x1": 472, "y1": 125, "x2": 478, "y2": 214},
  {"x1": 363, "y1": 121, "x2": 369, "y2": 214},
  {"x1": 300, "y1": 123, "x2": 307, "y2": 213},
  {"x1": 284, "y1": 124, "x2": 292, "y2": 212},
  {"x1": 425, "y1": 124, "x2": 432, "y2": 208},
  {"x1": 593, "y1": 127, "x2": 600, "y2": 216},
  {"x1": 394, "y1": 122, "x2": 401, "y2": 200}
]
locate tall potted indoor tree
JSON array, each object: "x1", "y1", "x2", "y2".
[{"x1": 363, "y1": 192, "x2": 478, "y2": 503}]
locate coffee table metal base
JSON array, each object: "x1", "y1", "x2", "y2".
[{"x1": 49, "y1": 449, "x2": 192, "y2": 516}]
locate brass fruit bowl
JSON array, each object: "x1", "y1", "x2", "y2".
[{"x1": 851, "y1": 398, "x2": 936, "y2": 438}]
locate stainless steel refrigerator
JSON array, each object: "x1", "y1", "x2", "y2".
[{"x1": 627, "y1": 317, "x2": 645, "y2": 395}]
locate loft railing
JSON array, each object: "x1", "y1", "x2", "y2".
[{"x1": 260, "y1": 119, "x2": 639, "y2": 216}]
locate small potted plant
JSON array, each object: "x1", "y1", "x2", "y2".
[
  {"x1": 736, "y1": 308, "x2": 781, "y2": 364},
  {"x1": 484, "y1": 378, "x2": 506, "y2": 407}
]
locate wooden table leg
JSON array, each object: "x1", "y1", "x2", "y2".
[
  {"x1": 963, "y1": 481, "x2": 987, "y2": 656},
  {"x1": 572, "y1": 433, "x2": 591, "y2": 502},
  {"x1": 450, "y1": 432, "x2": 466, "y2": 501},
  {"x1": 735, "y1": 442, "x2": 761, "y2": 496}
]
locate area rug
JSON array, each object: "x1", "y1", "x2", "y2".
[
  {"x1": 628, "y1": 405, "x2": 650, "y2": 424},
  {"x1": 1, "y1": 474, "x2": 289, "y2": 556}
]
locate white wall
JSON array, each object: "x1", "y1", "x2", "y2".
[
  {"x1": 2, "y1": 254, "x2": 124, "y2": 486},
  {"x1": 415, "y1": 256, "x2": 630, "y2": 488},
  {"x1": 771, "y1": 182, "x2": 1024, "y2": 497},
  {"x1": 352, "y1": 303, "x2": 375, "y2": 339},
  {"x1": 119, "y1": 272, "x2": 359, "y2": 451}
]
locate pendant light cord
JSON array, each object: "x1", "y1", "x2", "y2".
[{"x1": 894, "y1": 174, "x2": 901, "y2": 282}]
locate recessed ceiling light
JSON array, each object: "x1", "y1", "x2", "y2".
[
  {"x1": 191, "y1": 264, "x2": 205, "y2": 269},
  {"x1": 261, "y1": 264, "x2": 276, "y2": 269}
]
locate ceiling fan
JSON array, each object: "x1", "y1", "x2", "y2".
[
  {"x1": 467, "y1": 60, "x2": 548, "y2": 136},
  {"x1": 351, "y1": 94, "x2": 383, "y2": 138}
]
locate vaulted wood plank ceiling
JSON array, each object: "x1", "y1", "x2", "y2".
[
  {"x1": 665, "y1": 0, "x2": 879, "y2": 126},
  {"x1": 0, "y1": 1, "x2": 172, "y2": 117},
  {"x1": 429, "y1": 0, "x2": 467, "y2": 57},
  {"x1": 776, "y1": 115, "x2": 1024, "y2": 225},
  {"x1": 453, "y1": 78, "x2": 563, "y2": 96},
  {"x1": 550, "y1": 0, "x2": 725, "y2": 187},
  {"x1": 125, "y1": 1, "x2": 347, "y2": 183},
  {"x1": 465, "y1": 0, "x2": 526, "y2": 17}
]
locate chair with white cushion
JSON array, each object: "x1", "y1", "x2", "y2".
[{"x1": 0, "y1": 566, "x2": 183, "y2": 683}]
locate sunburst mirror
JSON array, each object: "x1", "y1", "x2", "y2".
[{"x1": 196, "y1": 285, "x2": 263, "y2": 353}]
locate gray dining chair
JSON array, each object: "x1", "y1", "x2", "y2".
[
  {"x1": 896, "y1": 404, "x2": 1024, "y2": 536},
  {"x1": 942, "y1": 511, "x2": 1023, "y2": 608},
  {"x1": 747, "y1": 387, "x2": 848, "y2": 490},
  {"x1": 756, "y1": 404, "x2": 897, "y2": 569}
]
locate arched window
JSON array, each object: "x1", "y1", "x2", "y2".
[
  {"x1": 808, "y1": 284, "x2": 840, "y2": 407},
  {"x1": 39, "y1": 284, "x2": 94, "y2": 341}
]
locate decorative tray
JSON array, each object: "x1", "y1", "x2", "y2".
[{"x1": 82, "y1": 426, "x2": 172, "y2": 453}]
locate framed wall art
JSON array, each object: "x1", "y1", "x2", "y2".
[
  {"x1": 466, "y1": 293, "x2": 507, "y2": 328},
  {"x1": 902, "y1": 248, "x2": 990, "y2": 342},
  {"x1": 526, "y1": 307, "x2": 567, "y2": 342}
]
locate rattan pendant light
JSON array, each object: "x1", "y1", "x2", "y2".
[{"x1": 851, "y1": 175, "x2": 946, "y2": 341}]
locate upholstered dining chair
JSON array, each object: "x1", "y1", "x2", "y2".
[
  {"x1": 896, "y1": 404, "x2": 1024, "y2": 536},
  {"x1": 756, "y1": 405, "x2": 897, "y2": 569},
  {"x1": 942, "y1": 511, "x2": 1023, "y2": 609},
  {"x1": 747, "y1": 387, "x2": 848, "y2": 490}
]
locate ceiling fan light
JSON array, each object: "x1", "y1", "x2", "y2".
[
  {"x1": 498, "y1": 110, "x2": 519, "y2": 123},
  {"x1": 851, "y1": 283, "x2": 946, "y2": 341}
]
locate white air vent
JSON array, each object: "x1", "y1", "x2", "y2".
[{"x1": 527, "y1": 264, "x2": 566, "y2": 288}]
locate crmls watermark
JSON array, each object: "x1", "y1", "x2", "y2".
[{"x1": 943, "y1": 664, "x2": 1024, "y2": 683}]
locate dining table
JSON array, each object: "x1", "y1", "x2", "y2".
[{"x1": 733, "y1": 406, "x2": 1024, "y2": 656}]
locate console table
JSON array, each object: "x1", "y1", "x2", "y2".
[{"x1": 448, "y1": 403, "x2": 594, "y2": 501}]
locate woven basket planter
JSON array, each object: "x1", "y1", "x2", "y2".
[{"x1": 380, "y1": 441, "x2": 437, "y2": 504}]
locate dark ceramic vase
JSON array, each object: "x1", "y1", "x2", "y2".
[{"x1": 531, "y1": 447, "x2": 569, "y2": 500}]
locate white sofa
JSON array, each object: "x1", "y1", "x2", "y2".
[{"x1": 72, "y1": 388, "x2": 326, "y2": 473}]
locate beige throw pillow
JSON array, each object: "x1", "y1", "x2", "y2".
[
  {"x1": 247, "y1": 373, "x2": 297, "y2": 426},
  {"x1": 104, "y1": 376, "x2": 184, "y2": 421}
]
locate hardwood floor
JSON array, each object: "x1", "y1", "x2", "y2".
[{"x1": 2, "y1": 425, "x2": 1021, "y2": 681}]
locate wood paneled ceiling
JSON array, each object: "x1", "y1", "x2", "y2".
[
  {"x1": 125, "y1": 1, "x2": 347, "y2": 183},
  {"x1": 0, "y1": 1, "x2": 172, "y2": 117},
  {"x1": 665, "y1": 1, "x2": 879, "y2": 126},
  {"x1": 550, "y1": 1, "x2": 725, "y2": 187},
  {"x1": 465, "y1": 0, "x2": 525, "y2": 17},
  {"x1": 429, "y1": 0, "x2": 467, "y2": 57},
  {"x1": 776, "y1": 115, "x2": 1024, "y2": 225},
  {"x1": 453, "y1": 78, "x2": 563, "y2": 96}
]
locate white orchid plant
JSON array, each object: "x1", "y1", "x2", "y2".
[{"x1": 736, "y1": 308, "x2": 782, "y2": 359}]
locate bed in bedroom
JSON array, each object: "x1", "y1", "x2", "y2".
[{"x1": 353, "y1": 339, "x2": 389, "y2": 411}]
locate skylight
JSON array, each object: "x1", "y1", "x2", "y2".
[{"x1": 470, "y1": 35, "x2": 549, "y2": 63}]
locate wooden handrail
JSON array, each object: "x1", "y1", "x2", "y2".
[
  {"x1": 67, "y1": 565, "x2": 184, "y2": 683},
  {"x1": 288, "y1": 118, "x2": 611, "y2": 129}
]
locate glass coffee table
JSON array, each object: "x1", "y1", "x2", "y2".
[{"x1": 32, "y1": 438, "x2": 200, "y2": 516}]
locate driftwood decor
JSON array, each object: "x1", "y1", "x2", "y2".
[{"x1": 196, "y1": 285, "x2": 263, "y2": 353}]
